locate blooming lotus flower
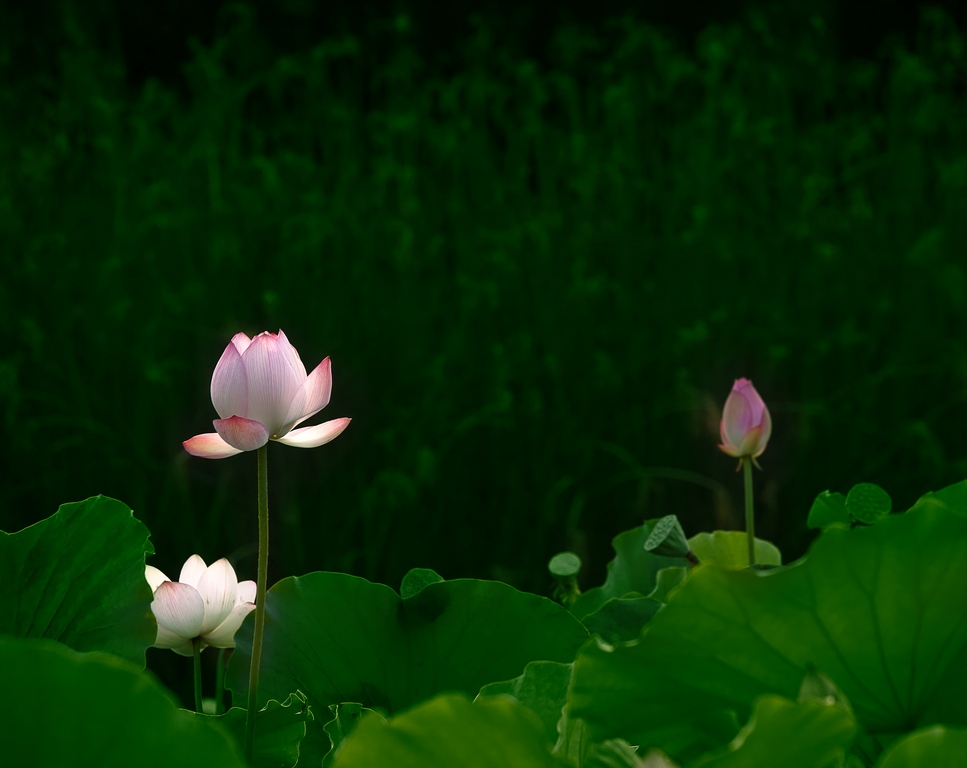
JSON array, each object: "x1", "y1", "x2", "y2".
[
  {"x1": 145, "y1": 555, "x2": 256, "y2": 656},
  {"x1": 718, "y1": 378, "x2": 772, "y2": 468},
  {"x1": 183, "y1": 330, "x2": 351, "y2": 459}
]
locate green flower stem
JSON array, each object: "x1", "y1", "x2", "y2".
[
  {"x1": 743, "y1": 458, "x2": 755, "y2": 567},
  {"x1": 245, "y1": 444, "x2": 270, "y2": 763},
  {"x1": 192, "y1": 637, "x2": 203, "y2": 713},
  {"x1": 215, "y1": 648, "x2": 226, "y2": 715}
]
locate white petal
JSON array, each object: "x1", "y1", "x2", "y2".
[
  {"x1": 153, "y1": 622, "x2": 188, "y2": 649},
  {"x1": 203, "y1": 602, "x2": 256, "y2": 648},
  {"x1": 179, "y1": 555, "x2": 208, "y2": 588},
  {"x1": 151, "y1": 581, "x2": 205, "y2": 640},
  {"x1": 145, "y1": 565, "x2": 170, "y2": 592},
  {"x1": 183, "y1": 432, "x2": 244, "y2": 459},
  {"x1": 213, "y1": 416, "x2": 270, "y2": 452},
  {"x1": 276, "y1": 330, "x2": 307, "y2": 380},
  {"x1": 211, "y1": 339, "x2": 250, "y2": 420},
  {"x1": 237, "y1": 580, "x2": 257, "y2": 605},
  {"x1": 171, "y1": 638, "x2": 206, "y2": 657},
  {"x1": 242, "y1": 332, "x2": 304, "y2": 435},
  {"x1": 274, "y1": 417, "x2": 351, "y2": 448},
  {"x1": 230, "y1": 332, "x2": 252, "y2": 355},
  {"x1": 280, "y1": 357, "x2": 332, "y2": 434},
  {"x1": 196, "y1": 558, "x2": 240, "y2": 635}
]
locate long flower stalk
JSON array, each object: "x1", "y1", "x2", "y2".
[
  {"x1": 192, "y1": 637, "x2": 203, "y2": 712},
  {"x1": 215, "y1": 649, "x2": 227, "y2": 715},
  {"x1": 244, "y1": 444, "x2": 270, "y2": 762},
  {"x1": 717, "y1": 378, "x2": 771, "y2": 568},
  {"x1": 743, "y1": 458, "x2": 755, "y2": 567}
]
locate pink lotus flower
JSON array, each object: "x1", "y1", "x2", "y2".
[
  {"x1": 183, "y1": 330, "x2": 351, "y2": 459},
  {"x1": 145, "y1": 555, "x2": 256, "y2": 656},
  {"x1": 718, "y1": 378, "x2": 772, "y2": 465}
]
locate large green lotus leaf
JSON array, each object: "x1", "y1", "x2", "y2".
[
  {"x1": 329, "y1": 692, "x2": 571, "y2": 767},
  {"x1": 584, "y1": 740, "x2": 644, "y2": 768},
  {"x1": 0, "y1": 636, "x2": 245, "y2": 768},
  {"x1": 0, "y1": 495, "x2": 156, "y2": 666},
  {"x1": 908, "y1": 479, "x2": 966, "y2": 518},
  {"x1": 479, "y1": 660, "x2": 573, "y2": 745},
  {"x1": 582, "y1": 596, "x2": 663, "y2": 644},
  {"x1": 650, "y1": 566, "x2": 688, "y2": 603},
  {"x1": 322, "y1": 703, "x2": 386, "y2": 767},
  {"x1": 570, "y1": 523, "x2": 687, "y2": 620},
  {"x1": 554, "y1": 709, "x2": 592, "y2": 767},
  {"x1": 873, "y1": 725, "x2": 967, "y2": 768},
  {"x1": 199, "y1": 692, "x2": 312, "y2": 768},
  {"x1": 806, "y1": 490, "x2": 850, "y2": 531},
  {"x1": 687, "y1": 531, "x2": 781, "y2": 569},
  {"x1": 228, "y1": 572, "x2": 588, "y2": 718},
  {"x1": 692, "y1": 695, "x2": 858, "y2": 768},
  {"x1": 569, "y1": 503, "x2": 966, "y2": 763},
  {"x1": 478, "y1": 659, "x2": 643, "y2": 767}
]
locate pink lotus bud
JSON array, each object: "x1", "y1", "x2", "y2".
[
  {"x1": 717, "y1": 378, "x2": 772, "y2": 462},
  {"x1": 183, "y1": 330, "x2": 351, "y2": 459},
  {"x1": 145, "y1": 555, "x2": 257, "y2": 655}
]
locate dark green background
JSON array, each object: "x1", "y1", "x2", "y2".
[{"x1": 2, "y1": 0, "x2": 964, "y2": 636}]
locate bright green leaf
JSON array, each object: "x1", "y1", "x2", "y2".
[
  {"x1": 806, "y1": 490, "x2": 849, "y2": 531},
  {"x1": 581, "y1": 596, "x2": 662, "y2": 644},
  {"x1": 691, "y1": 695, "x2": 858, "y2": 768},
  {"x1": 907, "y1": 480, "x2": 966, "y2": 518},
  {"x1": 399, "y1": 568, "x2": 444, "y2": 598},
  {"x1": 874, "y1": 725, "x2": 967, "y2": 768},
  {"x1": 687, "y1": 531, "x2": 782, "y2": 569},
  {"x1": 0, "y1": 636, "x2": 245, "y2": 768},
  {"x1": 479, "y1": 660, "x2": 573, "y2": 746},
  {"x1": 0, "y1": 495, "x2": 156, "y2": 666},
  {"x1": 649, "y1": 566, "x2": 688, "y2": 604},
  {"x1": 583, "y1": 739, "x2": 643, "y2": 768},
  {"x1": 570, "y1": 523, "x2": 685, "y2": 620},
  {"x1": 322, "y1": 703, "x2": 385, "y2": 767},
  {"x1": 199, "y1": 692, "x2": 311, "y2": 768},
  {"x1": 569, "y1": 502, "x2": 967, "y2": 764},
  {"x1": 477, "y1": 659, "x2": 643, "y2": 767},
  {"x1": 554, "y1": 708, "x2": 592, "y2": 766},
  {"x1": 329, "y1": 693, "x2": 571, "y2": 767},
  {"x1": 227, "y1": 573, "x2": 588, "y2": 752}
]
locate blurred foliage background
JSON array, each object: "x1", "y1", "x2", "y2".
[{"x1": 1, "y1": 0, "x2": 965, "y2": 609}]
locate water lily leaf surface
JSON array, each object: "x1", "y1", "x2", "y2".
[
  {"x1": 569, "y1": 500, "x2": 967, "y2": 763},
  {"x1": 329, "y1": 693, "x2": 570, "y2": 768},
  {"x1": 570, "y1": 523, "x2": 687, "y2": 620},
  {"x1": 228, "y1": 572, "x2": 588, "y2": 717},
  {"x1": 0, "y1": 637, "x2": 245, "y2": 768},
  {"x1": 0, "y1": 495, "x2": 155, "y2": 666},
  {"x1": 873, "y1": 725, "x2": 967, "y2": 768},
  {"x1": 200, "y1": 692, "x2": 311, "y2": 768},
  {"x1": 691, "y1": 694, "x2": 858, "y2": 768}
]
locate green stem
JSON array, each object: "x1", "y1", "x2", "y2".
[
  {"x1": 215, "y1": 648, "x2": 226, "y2": 716},
  {"x1": 743, "y1": 458, "x2": 755, "y2": 567},
  {"x1": 245, "y1": 444, "x2": 269, "y2": 763},
  {"x1": 192, "y1": 637, "x2": 203, "y2": 713}
]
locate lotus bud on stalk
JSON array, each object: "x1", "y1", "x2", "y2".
[
  {"x1": 717, "y1": 378, "x2": 772, "y2": 567},
  {"x1": 717, "y1": 378, "x2": 772, "y2": 471}
]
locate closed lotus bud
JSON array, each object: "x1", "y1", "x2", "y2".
[{"x1": 718, "y1": 378, "x2": 771, "y2": 466}]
